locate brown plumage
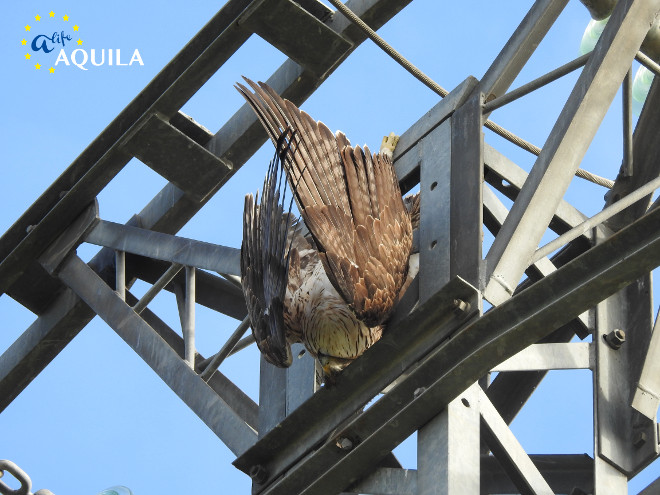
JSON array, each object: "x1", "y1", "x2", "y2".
[{"x1": 238, "y1": 78, "x2": 414, "y2": 376}]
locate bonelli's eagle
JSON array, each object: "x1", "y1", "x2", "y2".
[{"x1": 237, "y1": 77, "x2": 418, "y2": 378}]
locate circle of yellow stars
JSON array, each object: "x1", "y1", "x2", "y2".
[{"x1": 22, "y1": 11, "x2": 82, "y2": 74}]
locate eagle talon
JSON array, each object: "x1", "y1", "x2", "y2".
[{"x1": 380, "y1": 132, "x2": 400, "y2": 160}]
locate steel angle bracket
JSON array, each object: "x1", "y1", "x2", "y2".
[{"x1": 38, "y1": 200, "x2": 99, "y2": 276}]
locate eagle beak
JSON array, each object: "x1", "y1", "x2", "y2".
[{"x1": 318, "y1": 353, "x2": 353, "y2": 377}]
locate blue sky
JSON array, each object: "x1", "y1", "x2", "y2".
[{"x1": 1, "y1": 0, "x2": 658, "y2": 493}]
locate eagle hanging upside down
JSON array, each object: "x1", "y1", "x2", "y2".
[{"x1": 237, "y1": 77, "x2": 418, "y2": 379}]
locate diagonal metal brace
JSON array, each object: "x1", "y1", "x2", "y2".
[{"x1": 56, "y1": 254, "x2": 258, "y2": 457}]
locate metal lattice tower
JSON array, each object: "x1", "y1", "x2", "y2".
[{"x1": 1, "y1": 0, "x2": 660, "y2": 493}]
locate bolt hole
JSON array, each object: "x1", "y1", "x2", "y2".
[
  {"x1": 298, "y1": 349, "x2": 306, "y2": 359},
  {"x1": 430, "y1": 240, "x2": 437, "y2": 249},
  {"x1": 461, "y1": 398, "x2": 470, "y2": 408},
  {"x1": 430, "y1": 181, "x2": 438, "y2": 191}
]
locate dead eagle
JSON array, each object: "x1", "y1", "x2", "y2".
[{"x1": 238, "y1": 77, "x2": 417, "y2": 378}]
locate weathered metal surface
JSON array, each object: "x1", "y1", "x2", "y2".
[
  {"x1": 483, "y1": 144, "x2": 593, "y2": 240},
  {"x1": 450, "y1": 92, "x2": 484, "y2": 287},
  {"x1": 0, "y1": 288, "x2": 94, "y2": 413},
  {"x1": 491, "y1": 343, "x2": 592, "y2": 372},
  {"x1": 632, "y1": 307, "x2": 660, "y2": 420},
  {"x1": 345, "y1": 467, "x2": 417, "y2": 495},
  {"x1": 482, "y1": 52, "x2": 591, "y2": 114},
  {"x1": 639, "y1": 476, "x2": 660, "y2": 495},
  {"x1": 127, "y1": 256, "x2": 247, "y2": 320},
  {"x1": 418, "y1": 122, "x2": 452, "y2": 296},
  {"x1": 483, "y1": 183, "x2": 592, "y2": 333},
  {"x1": 605, "y1": 76, "x2": 660, "y2": 230},
  {"x1": 346, "y1": 455, "x2": 596, "y2": 494},
  {"x1": 482, "y1": 454, "x2": 594, "y2": 494},
  {"x1": 479, "y1": 387, "x2": 554, "y2": 494},
  {"x1": 85, "y1": 220, "x2": 241, "y2": 276},
  {"x1": 0, "y1": 0, "x2": 256, "y2": 297},
  {"x1": 132, "y1": 263, "x2": 183, "y2": 314},
  {"x1": 238, "y1": 0, "x2": 352, "y2": 77},
  {"x1": 478, "y1": 0, "x2": 570, "y2": 102},
  {"x1": 393, "y1": 77, "x2": 478, "y2": 193},
  {"x1": 124, "y1": 114, "x2": 232, "y2": 202},
  {"x1": 2, "y1": 0, "x2": 659, "y2": 492},
  {"x1": 38, "y1": 201, "x2": 99, "y2": 275},
  {"x1": 418, "y1": 385, "x2": 481, "y2": 494},
  {"x1": 126, "y1": 291, "x2": 258, "y2": 430},
  {"x1": 595, "y1": 270, "x2": 658, "y2": 475},
  {"x1": 417, "y1": 89, "x2": 484, "y2": 494}
]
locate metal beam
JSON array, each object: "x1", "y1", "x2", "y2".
[
  {"x1": 639, "y1": 476, "x2": 660, "y2": 495},
  {"x1": 0, "y1": 288, "x2": 94, "y2": 413},
  {"x1": 450, "y1": 93, "x2": 484, "y2": 287},
  {"x1": 483, "y1": 144, "x2": 592, "y2": 240},
  {"x1": 85, "y1": 220, "x2": 240, "y2": 276},
  {"x1": 605, "y1": 76, "x2": 660, "y2": 230},
  {"x1": 124, "y1": 291, "x2": 259, "y2": 431},
  {"x1": 478, "y1": 0, "x2": 570, "y2": 101},
  {"x1": 345, "y1": 455, "x2": 596, "y2": 494},
  {"x1": 416, "y1": 90, "x2": 484, "y2": 494},
  {"x1": 123, "y1": 114, "x2": 231, "y2": 202},
  {"x1": 478, "y1": 387, "x2": 555, "y2": 495},
  {"x1": 240, "y1": 205, "x2": 660, "y2": 495},
  {"x1": 482, "y1": 185, "x2": 592, "y2": 335},
  {"x1": 345, "y1": 467, "x2": 416, "y2": 495},
  {"x1": 417, "y1": 385, "x2": 481, "y2": 494},
  {"x1": 481, "y1": 454, "x2": 594, "y2": 494},
  {"x1": 594, "y1": 267, "x2": 658, "y2": 476},
  {"x1": 393, "y1": 76, "x2": 478, "y2": 193},
  {"x1": 237, "y1": 0, "x2": 352, "y2": 77},
  {"x1": 418, "y1": 122, "x2": 452, "y2": 296},
  {"x1": 632, "y1": 307, "x2": 660, "y2": 420},
  {"x1": 0, "y1": 0, "x2": 256, "y2": 296},
  {"x1": 484, "y1": 0, "x2": 660, "y2": 305},
  {"x1": 127, "y1": 255, "x2": 247, "y2": 320},
  {"x1": 485, "y1": 323, "x2": 581, "y2": 426},
  {"x1": 491, "y1": 343, "x2": 592, "y2": 372},
  {"x1": 57, "y1": 254, "x2": 257, "y2": 457}
]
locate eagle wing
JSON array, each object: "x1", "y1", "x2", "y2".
[
  {"x1": 241, "y1": 130, "x2": 299, "y2": 367},
  {"x1": 236, "y1": 78, "x2": 412, "y2": 327}
]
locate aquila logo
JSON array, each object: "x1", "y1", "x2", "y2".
[{"x1": 22, "y1": 10, "x2": 144, "y2": 73}]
